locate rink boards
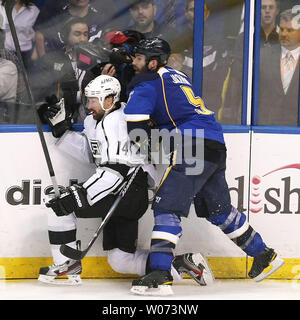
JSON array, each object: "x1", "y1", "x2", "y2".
[{"x1": 1, "y1": 127, "x2": 300, "y2": 280}]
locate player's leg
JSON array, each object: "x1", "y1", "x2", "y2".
[
  {"x1": 38, "y1": 212, "x2": 82, "y2": 285},
  {"x1": 38, "y1": 184, "x2": 123, "y2": 286},
  {"x1": 195, "y1": 149, "x2": 284, "y2": 281},
  {"x1": 131, "y1": 158, "x2": 216, "y2": 296},
  {"x1": 172, "y1": 252, "x2": 215, "y2": 286},
  {"x1": 104, "y1": 169, "x2": 150, "y2": 276}
]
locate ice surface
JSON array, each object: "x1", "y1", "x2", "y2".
[{"x1": 0, "y1": 278, "x2": 299, "y2": 300}]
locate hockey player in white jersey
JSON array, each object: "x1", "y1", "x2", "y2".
[{"x1": 37, "y1": 75, "x2": 215, "y2": 288}]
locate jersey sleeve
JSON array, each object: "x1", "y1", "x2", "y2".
[
  {"x1": 124, "y1": 81, "x2": 157, "y2": 122},
  {"x1": 55, "y1": 129, "x2": 93, "y2": 164},
  {"x1": 83, "y1": 167, "x2": 124, "y2": 205}
]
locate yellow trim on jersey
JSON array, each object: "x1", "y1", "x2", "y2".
[
  {"x1": 156, "y1": 149, "x2": 178, "y2": 191},
  {"x1": 151, "y1": 231, "x2": 179, "y2": 244},
  {"x1": 151, "y1": 237, "x2": 177, "y2": 245},
  {"x1": 157, "y1": 67, "x2": 178, "y2": 132},
  {"x1": 157, "y1": 165, "x2": 173, "y2": 190},
  {"x1": 126, "y1": 119, "x2": 150, "y2": 122},
  {"x1": 125, "y1": 114, "x2": 150, "y2": 122}
]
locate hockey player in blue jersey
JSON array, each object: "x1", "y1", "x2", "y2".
[{"x1": 124, "y1": 37, "x2": 284, "y2": 296}]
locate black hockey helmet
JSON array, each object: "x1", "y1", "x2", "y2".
[
  {"x1": 133, "y1": 37, "x2": 171, "y2": 67},
  {"x1": 122, "y1": 29, "x2": 145, "y2": 44}
]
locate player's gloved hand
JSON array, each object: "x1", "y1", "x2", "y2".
[
  {"x1": 44, "y1": 184, "x2": 90, "y2": 216},
  {"x1": 38, "y1": 95, "x2": 73, "y2": 138},
  {"x1": 44, "y1": 95, "x2": 62, "y2": 118}
]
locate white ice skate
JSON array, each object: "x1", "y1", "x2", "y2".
[
  {"x1": 38, "y1": 259, "x2": 82, "y2": 285},
  {"x1": 172, "y1": 252, "x2": 215, "y2": 286}
]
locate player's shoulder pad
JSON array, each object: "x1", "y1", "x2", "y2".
[
  {"x1": 127, "y1": 70, "x2": 160, "y2": 92},
  {"x1": 103, "y1": 106, "x2": 126, "y2": 127},
  {"x1": 83, "y1": 113, "x2": 96, "y2": 128}
]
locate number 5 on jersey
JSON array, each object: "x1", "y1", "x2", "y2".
[{"x1": 180, "y1": 85, "x2": 214, "y2": 115}]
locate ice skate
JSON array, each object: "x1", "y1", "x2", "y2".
[
  {"x1": 38, "y1": 259, "x2": 82, "y2": 285},
  {"x1": 130, "y1": 270, "x2": 174, "y2": 296},
  {"x1": 248, "y1": 247, "x2": 284, "y2": 282},
  {"x1": 172, "y1": 252, "x2": 215, "y2": 286}
]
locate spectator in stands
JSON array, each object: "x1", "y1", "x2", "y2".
[
  {"x1": 220, "y1": 0, "x2": 280, "y2": 124},
  {"x1": 261, "y1": 0, "x2": 280, "y2": 47},
  {"x1": 258, "y1": 9, "x2": 300, "y2": 126},
  {"x1": 0, "y1": 8, "x2": 17, "y2": 122},
  {"x1": 33, "y1": 0, "x2": 102, "y2": 58},
  {"x1": 31, "y1": 0, "x2": 66, "y2": 60},
  {"x1": 0, "y1": 4, "x2": 28, "y2": 104},
  {"x1": 81, "y1": 29, "x2": 145, "y2": 102},
  {"x1": 31, "y1": 0, "x2": 46, "y2": 9},
  {"x1": 1, "y1": 0, "x2": 39, "y2": 73},
  {"x1": 170, "y1": 0, "x2": 210, "y2": 78},
  {"x1": 0, "y1": 57, "x2": 17, "y2": 103},
  {"x1": 35, "y1": 17, "x2": 89, "y2": 123},
  {"x1": 0, "y1": 56, "x2": 18, "y2": 123},
  {"x1": 127, "y1": 0, "x2": 175, "y2": 42},
  {"x1": 278, "y1": 0, "x2": 298, "y2": 13}
]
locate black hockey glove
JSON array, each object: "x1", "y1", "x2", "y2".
[
  {"x1": 45, "y1": 184, "x2": 90, "y2": 216},
  {"x1": 38, "y1": 95, "x2": 73, "y2": 138}
]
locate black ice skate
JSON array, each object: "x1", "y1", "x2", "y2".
[
  {"x1": 38, "y1": 259, "x2": 82, "y2": 285},
  {"x1": 248, "y1": 247, "x2": 284, "y2": 282},
  {"x1": 172, "y1": 253, "x2": 215, "y2": 286},
  {"x1": 130, "y1": 270, "x2": 173, "y2": 296}
]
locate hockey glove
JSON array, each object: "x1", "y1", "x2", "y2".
[
  {"x1": 45, "y1": 184, "x2": 90, "y2": 216},
  {"x1": 38, "y1": 95, "x2": 73, "y2": 138}
]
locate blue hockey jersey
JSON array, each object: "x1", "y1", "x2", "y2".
[{"x1": 124, "y1": 67, "x2": 225, "y2": 144}]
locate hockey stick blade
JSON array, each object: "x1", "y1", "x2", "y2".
[
  {"x1": 60, "y1": 244, "x2": 86, "y2": 261},
  {"x1": 4, "y1": 0, "x2": 60, "y2": 196},
  {"x1": 59, "y1": 165, "x2": 142, "y2": 260}
]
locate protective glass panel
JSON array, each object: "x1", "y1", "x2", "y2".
[
  {"x1": 207, "y1": 0, "x2": 246, "y2": 125},
  {"x1": 162, "y1": 0, "x2": 246, "y2": 125},
  {"x1": 1, "y1": 0, "x2": 249, "y2": 126},
  {"x1": 257, "y1": 1, "x2": 300, "y2": 126},
  {"x1": 0, "y1": 0, "x2": 37, "y2": 124},
  {"x1": 0, "y1": 0, "x2": 183, "y2": 125}
]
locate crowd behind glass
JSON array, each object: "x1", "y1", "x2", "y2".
[{"x1": 0, "y1": 0, "x2": 299, "y2": 126}]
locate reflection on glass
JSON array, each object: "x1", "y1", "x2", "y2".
[
  {"x1": 258, "y1": 7, "x2": 300, "y2": 126},
  {"x1": 0, "y1": 1, "x2": 33, "y2": 124},
  {"x1": 168, "y1": 0, "x2": 246, "y2": 125},
  {"x1": 209, "y1": 0, "x2": 245, "y2": 124},
  {"x1": 260, "y1": 0, "x2": 280, "y2": 47},
  {"x1": 1, "y1": 0, "x2": 119, "y2": 124},
  {"x1": 2, "y1": 1, "x2": 298, "y2": 127}
]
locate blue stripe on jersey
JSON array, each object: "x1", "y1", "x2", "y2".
[{"x1": 124, "y1": 67, "x2": 225, "y2": 144}]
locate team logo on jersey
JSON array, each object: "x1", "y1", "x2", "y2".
[
  {"x1": 127, "y1": 90, "x2": 134, "y2": 103},
  {"x1": 155, "y1": 196, "x2": 161, "y2": 203},
  {"x1": 90, "y1": 140, "x2": 101, "y2": 157},
  {"x1": 54, "y1": 63, "x2": 64, "y2": 71},
  {"x1": 90, "y1": 25, "x2": 97, "y2": 33}
]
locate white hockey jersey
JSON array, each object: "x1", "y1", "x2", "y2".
[{"x1": 56, "y1": 103, "x2": 158, "y2": 204}]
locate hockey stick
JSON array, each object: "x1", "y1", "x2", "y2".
[
  {"x1": 60, "y1": 165, "x2": 142, "y2": 260},
  {"x1": 4, "y1": 0, "x2": 60, "y2": 196}
]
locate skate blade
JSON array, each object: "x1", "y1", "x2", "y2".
[
  {"x1": 191, "y1": 253, "x2": 215, "y2": 286},
  {"x1": 130, "y1": 285, "x2": 174, "y2": 296},
  {"x1": 252, "y1": 257, "x2": 285, "y2": 282},
  {"x1": 38, "y1": 274, "x2": 82, "y2": 286}
]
